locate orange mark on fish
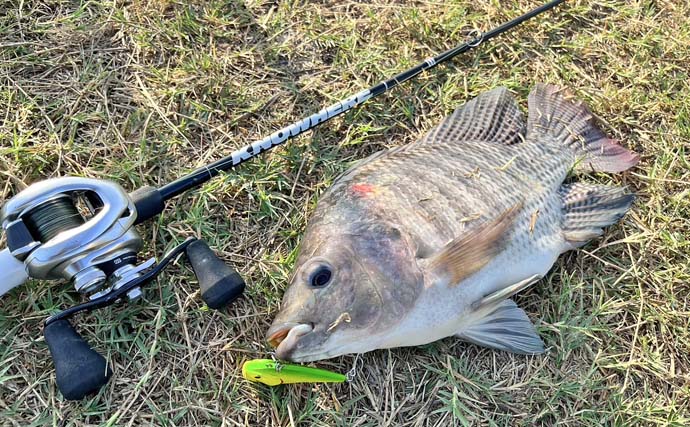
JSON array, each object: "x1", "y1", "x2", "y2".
[{"x1": 350, "y1": 183, "x2": 377, "y2": 196}]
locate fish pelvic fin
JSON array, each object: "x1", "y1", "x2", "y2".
[
  {"x1": 422, "y1": 87, "x2": 526, "y2": 145},
  {"x1": 526, "y1": 84, "x2": 639, "y2": 173},
  {"x1": 560, "y1": 183, "x2": 635, "y2": 247},
  {"x1": 472, "y1": 274, "x2": 542, "y2": 309},
  {"x1": 425, "y1": 203, "x2": 522, "y2": 286},
  {"x1": 456, "y1": 298, "x2": 545, "y2": 355}
]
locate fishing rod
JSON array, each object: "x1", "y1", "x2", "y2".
[
  {"x1": 0, "y1": 0, "x2": 566, "y2": 400},
  {"x1": 154, "y1": 0, "x2": 567, "y2": 202}
]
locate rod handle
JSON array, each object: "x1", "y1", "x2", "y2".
[
  {"x1": 130, "y1": 186, "x2": 165, "y2": 225},
  {"x1": 185, "y1": 240, "x2": 245, "y2": 309},
  {"x1": 0, "y1": 248, "x2": 29, "y2": 297},
  {"x1": 44, "y1": 319, "x2": 112, "y2": 400}
]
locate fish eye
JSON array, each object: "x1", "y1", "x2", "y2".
[{"x1": 309, "y1": 265, "x2": 333, "y2": 288}]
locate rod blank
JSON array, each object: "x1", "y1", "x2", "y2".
[{"x1": 157, "y1": 0, "x2": 567, "y2": 201}]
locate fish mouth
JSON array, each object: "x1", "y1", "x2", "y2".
[
  {"x1": 267, "y1": 323, "x2": 314, "y2": 359},
  {"x1": 267, "y1": 322, "x2": 300, "y2": 348}
]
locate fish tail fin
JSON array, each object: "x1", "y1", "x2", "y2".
[
  {"x1": 527, "y1": 84, "x2": 639, "y2": 173},
  {"x1": 560, "y1": 183, "x2": 635, "y2": 247}
]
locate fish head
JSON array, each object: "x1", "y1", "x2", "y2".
[{"x1": 267, "y1": 219, "x2": 423, "y2": 362}]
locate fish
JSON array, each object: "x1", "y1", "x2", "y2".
[{"x1": 267, "y1": 84, "x2": 639, "y2": 362}]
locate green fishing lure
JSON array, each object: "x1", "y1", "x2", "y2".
[{"x1": 242, "y1": 359, "x2": 347, "y2": 386}]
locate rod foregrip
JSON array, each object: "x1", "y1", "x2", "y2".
[
  {"x1": 130, "y1": 186, "x2": 166, "y2": 224},
  {"x1": 44, "y1": 319, "x2": 112, "y2": 400},
  {"x1": 185, "y1": 240, "x2": 245, "y2": 309}
]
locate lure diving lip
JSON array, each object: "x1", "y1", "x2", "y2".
[{"x1": 242, "y1": 359, "x2": 347, "y2": 386}]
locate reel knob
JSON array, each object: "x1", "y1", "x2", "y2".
[
  {"x1": 185, "y1": 240, "x2": 245, "y2": 309},
  {"x1": 44, "y1": 319, "x2": 112, "y2": 400}
]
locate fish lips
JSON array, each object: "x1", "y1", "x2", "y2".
[{"x1": 267, "y1": 322, "x2": 315, "y2": 360}]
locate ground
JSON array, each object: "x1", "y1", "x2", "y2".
[{"x1": 0, "y1": 0, "x2": 688, "y2": 426}]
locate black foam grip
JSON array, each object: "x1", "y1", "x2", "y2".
[
  {"x1": 44, "y1": 320, "x2": 112, "y2": 400},
  {"x1": 130, "y1": 186, "x2": 165, "y2": 225},
  {"x1": 185, "y1": 240, "x2": 245, "y2": 309}
]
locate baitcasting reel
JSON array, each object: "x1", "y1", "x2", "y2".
[{"x1": 1, "y1": 177, "x2": 245, "y2": 400}]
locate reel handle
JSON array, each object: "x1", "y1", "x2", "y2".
[
  {"x1": 44, "y1": 319, "x2": 112, "y2": 400},
  {"x1": 185, "y1": 240, "x2": 245, "y2": 309}
]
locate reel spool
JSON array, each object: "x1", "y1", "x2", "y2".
[{"x1": 0, "y1": 177, "x2": 245, "y2": 400}]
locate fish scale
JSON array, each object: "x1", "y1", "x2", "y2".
[
  {"x1": 268, "y1": 84, "x2": 639, "y2": 362},
  {"x1": 340, "y1": 139, "x2": 568, "y2": 255}
]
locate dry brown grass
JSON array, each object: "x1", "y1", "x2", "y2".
[{"x1": 1, "y1": 1, "x2": 689, "y2": 426}]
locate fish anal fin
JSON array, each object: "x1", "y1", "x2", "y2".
[
  {"x1": 422, "y1": 87, "x2": 526, "y2": 145},
  {"x1": 426, "y1": 203, "x2": 522, "y2": 286},
  {"x1": 560, "y1": 183, "x2": 635, "y2": 247},
  {"x1": 456, "y1": 299, "x2": 545, "y2": 355}
]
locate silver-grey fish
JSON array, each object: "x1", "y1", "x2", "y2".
[{"x1": 267, "y1": 84, "x2": 639, "y2": 362}]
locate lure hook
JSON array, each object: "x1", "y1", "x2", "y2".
[{"x1": 346, "y1": 354, "x2": 362, "y2": 383}]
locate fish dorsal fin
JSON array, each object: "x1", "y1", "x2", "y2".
[
  {"x1": 456, "y1": 299, "x2": 545, "y2": 355},
  {"x1": 526, "y1": 84, "x2": 639, "y2": 172},
  {"x1": 422, "y1": 87, "x2": 526, "y2": 145},
  {"x1": 425, "y1": 203, "x2": 522, "y2": 286}
]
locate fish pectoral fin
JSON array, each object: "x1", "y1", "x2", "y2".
[
  {"x1": 456, "y1": 299, "x2": 545, "y2": 355},
  {"x1": 425, "y1": 203, "x2": 522, "y2": 286}
]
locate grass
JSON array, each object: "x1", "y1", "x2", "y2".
[{"x1": 1, "y1": 0, "x2": 689, "y2": 425}]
